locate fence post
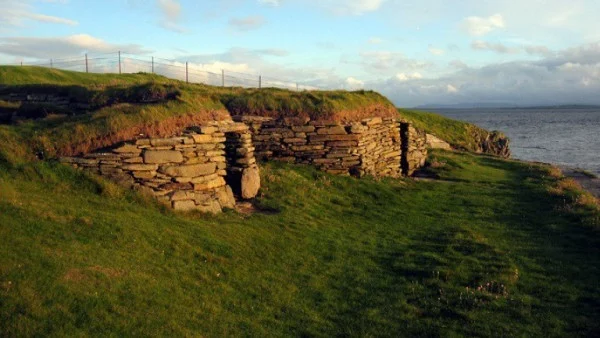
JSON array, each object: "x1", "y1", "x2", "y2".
[
  {"x1": 151, "y1": 56, "x2": 154, "y2": 73},
  {"x1": 118, "y1": 51, "x2": 121, "y2": 74},
  {"x1": 296, "y1": 83, "x2": 299, "y2": 91},
  {"x1": 186, "y1": 62, "x2": 188, "y2": 83},
  {"x1": 50, "y1": 59, "x2": 53, "y2": 68},
  {"x1": 20, "y1": 61, "x2": 23, "y2": 66},
  {"x1": 222, "y1": 69, "x2": 225, "y2": 87},
  {"x1": 259, "y1": 75, "x2": 262, "y2": 89},
  {"x1": 85, "y1": 54, "x2": 89, "y2": 73}
]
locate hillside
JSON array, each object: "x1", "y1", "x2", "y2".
[
  {"x1": 0, "y1": 66, "x2": 396, "y2": 158},
  {"x1": 399, "y1": 108, "x2": 510, "y2": 156},
  {"x1": 1, "y1": 149, "x2": 598, "y2": 336},
  {"x1": 1, "y1": 67, "x2": 599, "y2": 336}
]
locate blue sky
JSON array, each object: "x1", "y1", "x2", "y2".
[{"x1": 1, "y1": 0, "x2": 600, "y2": 107}]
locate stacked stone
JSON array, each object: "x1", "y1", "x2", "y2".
[
  {"x1": 235, "y1": 116, "x2": 402, "y2": 177},
  {"x1": 60, "y1": 121, "x2": 259, "y2": 213},
  {"x1": 400, "y1": 122, "x2": 428, "y2": 176},
  {"x1": 352, "y1": 117, "x2": 402, "y2": 177},
  {"x1": 220, "y1": 122, "x2": 261, "y2": 199}
]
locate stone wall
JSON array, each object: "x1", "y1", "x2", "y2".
[
  {"x1": 235, "y1": 116, "x2": 426, "y2": 178},
  {"x1": 401, "y1": 122, "x2": 428, "y2": 176},
  {"x1": 58, "y1": 115, "x2": 429, "y2": 213},
  {"x1": 60, "y1": 121, "x2": 259, "y2": 213}
]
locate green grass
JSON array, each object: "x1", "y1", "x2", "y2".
[
  {"x1": 1, "y1": 149, "x2": 598, "y2": 336},
  {"x1": 399, "y1": 108, "x2": 505, "y2": 152},
  {"x1": 222, "y1": 88, "x2": 395, "y2": 122}
]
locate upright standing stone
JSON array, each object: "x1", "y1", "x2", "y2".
[{"x1": 240, "y1": 167, "x2": 260, "y2": 199}]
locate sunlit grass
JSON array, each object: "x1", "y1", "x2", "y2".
[{"x1": 1, "y1": 150, "x2": 598, "y2": 336}]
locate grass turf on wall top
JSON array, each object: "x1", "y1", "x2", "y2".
[{"x1": 0, "y1": 66, "x2": 396, "y2": 123}]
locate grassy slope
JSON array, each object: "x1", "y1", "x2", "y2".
[
  {"x1": 1, "y1": 150, "x2": 598, "y2": 336},
  {"x1": 0, "y1": 66, "x2": 395, "y2": 157},
  {"x1": 399, "y1": 108, "x2": 500, "y2": 152}
]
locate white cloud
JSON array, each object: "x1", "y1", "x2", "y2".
[
  {"x1": 0, "y1": 34, "x2": 151, "y2": 59},
  {"x1": 428, "y1": 46, "x2": 445, "y2": 55},
  {"x1": 368, "y1": 37, "x2": 384, "y2": 44},
  {"x1": 22, "y1": 13, "x2": 77, "y2": 25},
  {"x1": 229, "y1": 15, "x2": 266, "y2": 31},
  {"x1": 314, "y1": 0, "x2": 387, "y2": 15},
  {"x1": 462, "y1": 14, "x2": 504, "y2": 36},
  {"x1": 524, "y1": 45, "x2": 553, "y2": 57},
  {"x1": 156, "y1": 0, "x2": 185, "y2": 32},
  {"x1": 471, "y1": 40, "x2": 520, "y2": 54},
  {"x1": 446, "y1": 84, "x2": 459, "y2": 93},
  {"x1": 359, "y1": 51, "x2": 432, "y2": 75},
  {"x1": 373, "y1": 42, "x2": 600, "y2": 107},
  {"x1": 396, "y1": 72, "x2": 422, "y2": 81},
  {"x1": 449, "y1": 60, "x2": 468, "y2": 69},
  {"x1": 157, "y1": 0, "x2": 180, "y2": 21},
  {"x1": 0, "y1": 0, "x2": 78, "y2": 28},
  {"x1": 346, "y1": 77, "x2": 365, "y2": 89},
  {"x1": 258, "y1": 0, "x2": 281, "y2": 6}
]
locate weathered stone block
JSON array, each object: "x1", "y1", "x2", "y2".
[
  {"x1": 144, "y1": 150, "x2": 184, "y2": 164},
  {"x1": 161, "y1": 182, "x2": 193, "y2": 190},
  {"x1": 309, "y1": 134, "x2": 360, "y2": 142},
  {"x1": 200, "y1": 126, "x2": 218, "y2": 134},
  {"x1": 161, "y1": 163, "x2": 217, "y2": 177},
  {"x1": 316, "y1": 126, "x2": 347, "y2": 135},
  {"x1": 170, "y1": 190, "x2": 196, "y2": 201},
  {"x1": 237, "y1": 157, "x2": 256, "y2": 165},
  {"x1": 192, "y1": 134, "x2": 213, "y2": 143},
  {"x1": 313, "y1": 158, "x2": 339, "y2": 164},
  {"x1": 132, "y1": 171, "x2": 157, "y2": 179},
  {"x1": 191, "y1": 173, "x2": 219, "y2": 184},
  {"x1": 326, "y1": 141, "x2": 358, "y2": 147},
  {"x1": 236, "y1": 147, "x2": 255, "y2": 156},
  {"x1": 240, "y1": 167, "x2": 260, "y2": 199},
  {"x1": 196, "y1": 200, "x2": 222, "y2": 214},
  {"x1": 216, "y1": 185, "x2": 236, "y2": 209},
  {"x1": 113, "y1": 144, "x2": 141, "y2": 154},
  {"x1": 205, "y1": 150, "x2": 224, "y2": 157},
  {"x1": 151, "y1": 138, "x2": 181, "y2": 147},
  {"x1": 283, "y1": 138, "x2": 307, "y2": 144},
  {"x1": 122, "y1": 164, "x2": 159, "y2": 171},
  {"x1": 172, "y1": 200, "x2": 197, "y2": 211},
  {"x1": 362, "y1": 117, "x2": 383, "y2": 125},
  {"x1": 194, "y1": 177, "x2": 226, "y2": 191}
]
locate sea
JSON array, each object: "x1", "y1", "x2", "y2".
[{"x1": 429, "y1": 108, "x2": 600, "y2": 176}]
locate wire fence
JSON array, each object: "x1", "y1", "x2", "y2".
[{"x1": 5, "y1": 51, "x2": 321, "y2": 91}]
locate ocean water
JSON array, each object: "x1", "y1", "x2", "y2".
[{"x1": 430, "y1": 108, "x2": 600, "y2": 176}]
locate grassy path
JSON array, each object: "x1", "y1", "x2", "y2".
[{"x1": 1, "y1": 150, "x2": 598, "y2": 336}]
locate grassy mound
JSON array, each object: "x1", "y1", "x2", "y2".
[
  {"x1": 0, "y1": 66, "x2": 396, "y2": 157},
  {"x1": 399, "y1": 108, "x2": 509, "y2": 153},
  {"x1": 1, "y1": 148, "x2": 598, "y2": 336},
  {"x1": 222, "y1": 88, "x2": 396, "y2": 123}
]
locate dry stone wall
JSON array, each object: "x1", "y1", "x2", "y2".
[
  {"x1": 58, "y1": 114, "x2": 428, "y2": 213},
  {"x1": 60, "y1": 121, "x2": 259, "y2": 213},
  {"x1": 235, "y1": 116, "x2": 426, "y2": 178},
  {"x1": 401, "y1": 122, "x2": 428, "y2": 176}
]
